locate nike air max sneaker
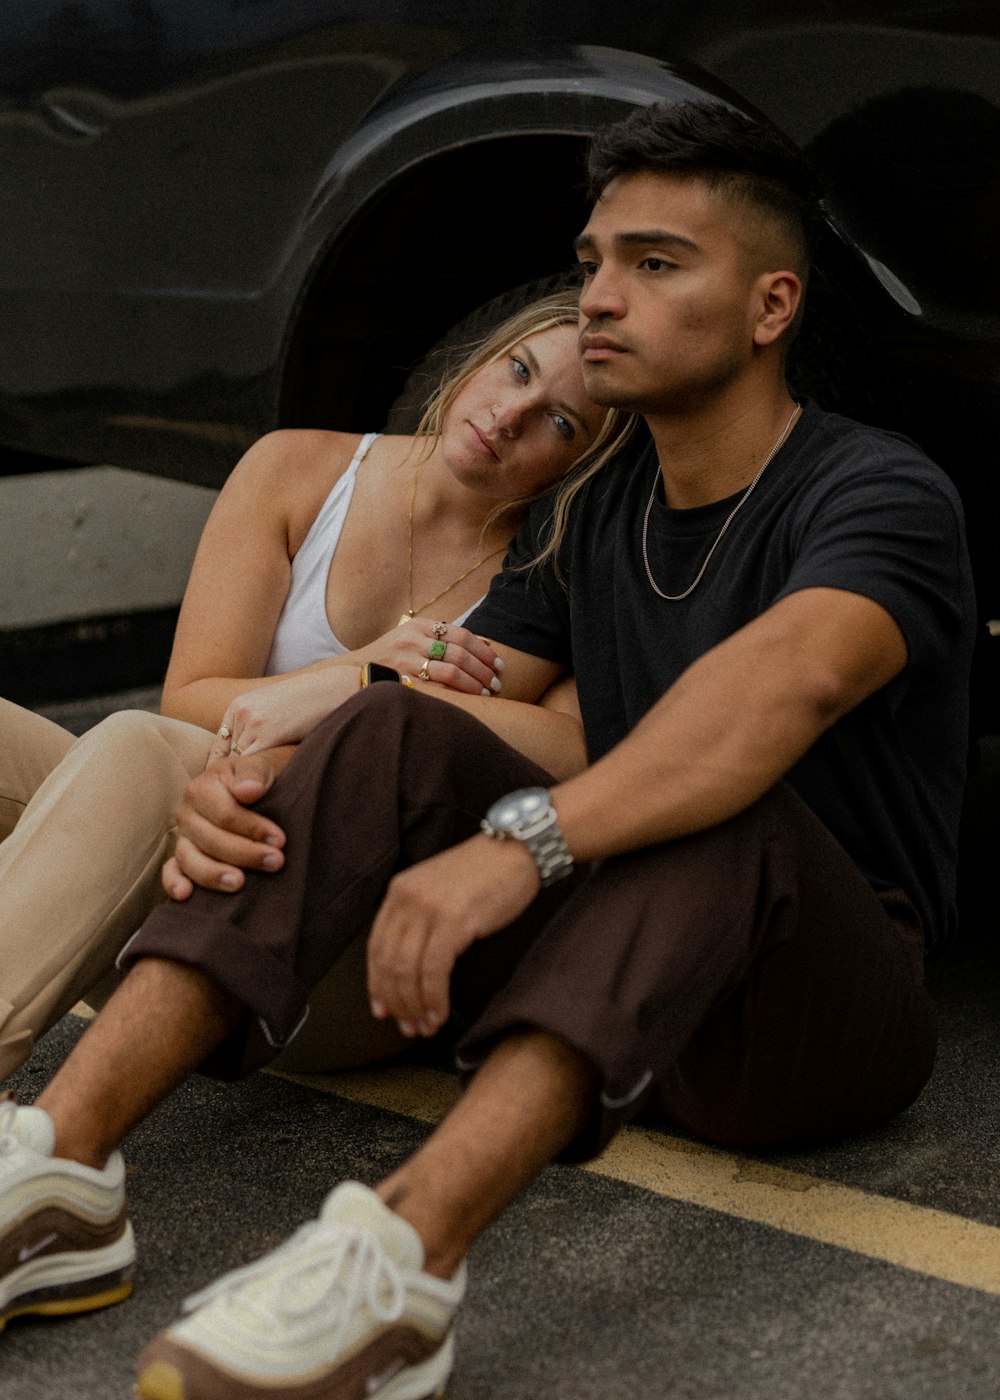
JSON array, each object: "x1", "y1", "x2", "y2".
[
  {"x1": 135, "y1": 1180, "x2": 466, "y2": 1400},
  {"x1": 0, "y1": 1096, "x2": 134, "y2": 1329}
]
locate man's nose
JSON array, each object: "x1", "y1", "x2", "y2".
[{"x1": 579, "y1": 265, "x2": 626, "y2": 321}]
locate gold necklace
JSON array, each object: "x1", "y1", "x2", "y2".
[
  {"x1": 641, "y1": 403, "x2": 802, "y2": 602},
  {"x1": 397, "y1": 459, "x2": 507, "y2": 625}
]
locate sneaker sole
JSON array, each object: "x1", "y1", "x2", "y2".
[
  {"x1": 135, "y1": 1327, "x2": 454, "y2": 1400},
  {"x1": 0, "y1": 1220, "x2": 135, "y2": 1330}
]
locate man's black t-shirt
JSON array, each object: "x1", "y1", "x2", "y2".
[{"x1": 470, "y1": 400, "x2": 976, "y2": 953}]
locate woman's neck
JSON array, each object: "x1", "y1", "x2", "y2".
[{"x1": 412, "y1": 437, "x2": 524, "y2": 546}]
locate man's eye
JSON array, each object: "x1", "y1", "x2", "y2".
[
  {"x1": 642, "y1": 257, "x2": 672, "y2": 271},
  {"x1": 576, "y1": 261, "x2": 598, "y2": 279}
]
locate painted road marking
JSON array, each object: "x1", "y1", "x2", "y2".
[{"x1": 277, "y1": 1063, "x2": 1000, "y2": 1296}]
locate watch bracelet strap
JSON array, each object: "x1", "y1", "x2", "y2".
[
  {"x1": 480, "y1": 809, "x2": 574, "y2": 887},
  {"x1": 528, "y1": 823, "x2": 575, "y2": 886}
]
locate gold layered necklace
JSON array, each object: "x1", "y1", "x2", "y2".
[{"x1": 397, "y1": 459, "x2": 507, "y2": 625}]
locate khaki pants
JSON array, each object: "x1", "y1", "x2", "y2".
[{"x1": 0, "y1": 698, "x2": 404, "y2": 1082}]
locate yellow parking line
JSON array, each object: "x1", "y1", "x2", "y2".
[{"x1": 278, "y1": 1063, "x2": 1000, "y2": 1296}]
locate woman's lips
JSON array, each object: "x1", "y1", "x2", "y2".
[{"x1": 469, "y1": 423, "x2": 500, "y2": 458}]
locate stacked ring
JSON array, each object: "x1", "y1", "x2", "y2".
[
  {"x1": 432, "y1": 621, "x2": 448, "y2": 640},
  {"x1": 232, "y1": 743, "x2": 244, "y2": 756},
  {"x1": 428, "y1": 640, "x2": 447, "y2": 660},
  {"x1": 418, "y1": 661, "x2": 431, "y2": 681},
  {"x1": 218, "y1": 724, "x2": 232, "y2": 740}
]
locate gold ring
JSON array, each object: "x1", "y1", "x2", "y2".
[
  {"x1": 432, "y1": 621, "x2": 448, "y2": 640},
  {"x1": 218, "y1": 724, "x2": 231, "y2": 740},
  {"x1": 428, "y1": 640, "x2": 446, "y2": 660},
  {"x1": 232, "y1": 743, "x2": 244, "y2": 756},
  {"x1": 401, "y1": 674, "x2": 415, "y2": 688},
  {"x1": 418, "y1": 661, "x2": 430, "y2": 681}
]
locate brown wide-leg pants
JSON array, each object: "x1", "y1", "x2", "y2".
[{"x1": 123, "y1": 686, "x2": 937, "y2": 1159}]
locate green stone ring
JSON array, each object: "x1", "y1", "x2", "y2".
[{"x1": 428, "y1": 640, "x2": 447, "y2": 660}]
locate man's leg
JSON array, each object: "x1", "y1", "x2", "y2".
[
  {"x1": 116, "y1": 685, "x2": 572, "y2": 1078},
  {"x1": 133, "y1": 781, "x2": 934, "y2": 1400},
  {"x1": 34, "y1": 959, "x2": 244, "y2": 1169},
  {"x1": 133, "y1": 1030, "x2": 593, "y2": 1400},
  {"x1": 1, "y1": 686, "x2": 564, "y2": 1338}
]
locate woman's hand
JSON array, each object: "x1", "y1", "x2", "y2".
[
  {"x1": 360, "y1": 617, "x2": 504, "y2": 697},
  {"x1": 208, "y1": 669, "x2": 357, "y2": 761},
  {"x1": 211, "y1": 618, "x2": 504, "y2": 759}
]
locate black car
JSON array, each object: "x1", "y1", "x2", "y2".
[{"x1": 1, "y1": 2, "x2": 998, "y2": 726}]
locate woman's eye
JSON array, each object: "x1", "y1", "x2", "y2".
[
  {"x1": 511, "y1": 356, "x2": 529, "y2": 381},
  {"x1": 552, "y1": 414, "x2": 573, "y2": 440}
]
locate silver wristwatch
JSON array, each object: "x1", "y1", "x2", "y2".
[{"x1": 480, "y1": 787, "x2": 574, "y2": 887}]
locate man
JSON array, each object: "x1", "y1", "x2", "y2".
[{"x1": 0, "y1": 101, "x2": 973, "y2": 1400}]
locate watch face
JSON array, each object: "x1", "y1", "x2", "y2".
[{"x1": 489, "y1": 787, "x2": 549, "y2": 832}]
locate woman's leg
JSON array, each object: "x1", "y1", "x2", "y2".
[
  {"x1": 0, "y1": 709, "x2": 213, "y2": 1081},
  {"x1": 0, "y1": 697, "x2": 75, "y2": 839}
]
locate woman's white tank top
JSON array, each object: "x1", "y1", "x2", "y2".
[{"x1": 265, "y1": 433, "x2": 482, "y2": 675}]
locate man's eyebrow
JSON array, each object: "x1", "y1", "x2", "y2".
[
  {"x1": 573, "y1": 229, "x2": 700, "y2": 254},
  {"x1": 514, "y1": 340, "x2": 586, "y2": 433}
]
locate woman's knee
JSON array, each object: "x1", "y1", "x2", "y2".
[{"x1": 81, "y1": 709, "x2": 210, "y2": 776}]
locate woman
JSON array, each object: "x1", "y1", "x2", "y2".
[{"x1": 0, "y1": 292, "x2": 633, "y2": 1080}]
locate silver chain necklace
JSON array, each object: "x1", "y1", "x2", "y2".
[{"x1": 641, "y1": 402, "x2": 802, "y2": 602}]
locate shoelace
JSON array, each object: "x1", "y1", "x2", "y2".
[{"x1": 183, "y1": 1221, "x2": 406, "y2": 1347}]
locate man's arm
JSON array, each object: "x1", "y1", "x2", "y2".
[
  {"x1": 550, "y1": 585, "x2": 905, "y2": 857},
  {"x1": 366, "y1": 585, "x2": 908, "y2": 1033}
]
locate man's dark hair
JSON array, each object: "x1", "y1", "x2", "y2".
[{"x1": 587, "y1": 101, "x2": 821, "y2": 268}]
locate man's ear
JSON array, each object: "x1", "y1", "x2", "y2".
[{"x1": 752, "y1": 270, "x2": 803, "y2": 347}]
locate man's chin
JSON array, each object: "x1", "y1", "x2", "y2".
[{"x1": 581, "y1": 362, "x2": 647, "y2": 411}]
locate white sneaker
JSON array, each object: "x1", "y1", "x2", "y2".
[
  {"x1": 0, "y1": 1096, "x2": 134, "y2": 1330},
  {"x1": 135, "y1": 1181, "x2": 466, "y2": 1400}
]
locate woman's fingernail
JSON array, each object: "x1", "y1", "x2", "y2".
[
  {"x1": 399, "y1": 1020, "x2": 416, "y2": 1038},
  {"x1": 481, "y1": 687, "x2": 492, "y2": 697},
  {"x1": 262, "y1": 852, "x2": 281, "y2": 871},
  {"x1": 220, "y1": 872, "x2": 240, "y2": 890},
  {"x1": 265, "y1": 833, "x2": 283, "y2": 846},
  {"x1": 494, "y1": 656, "x2": 505, "y2": 672},
  {"x1": 370, "y1": 1000, "x2": 386, "y2": 1019},
  {"x1": 490, "y1": 676, "x2": 502, "y2": 693}
]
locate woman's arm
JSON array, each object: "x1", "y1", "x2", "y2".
[
  {"x1": 160, "y1": 431, "x2": 505, "y2": 739},
  {"x1": 160, "y1": 429, "x2": 353, "y2": 730}
]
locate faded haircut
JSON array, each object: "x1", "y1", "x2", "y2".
[{"x1": 587, "y1": 100, "x2": 821, "y2": 275}]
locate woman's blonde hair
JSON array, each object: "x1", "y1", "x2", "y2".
[{"x1": 416, "y1": 289, "x2": 637, "y2": 577}]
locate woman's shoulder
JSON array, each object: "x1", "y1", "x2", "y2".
[
  {"x1": 223, "y1": 429, "x2": 372, "y2": 543},
  {"x1": 230, "y1": 428, "x2": 368, "y2": 490}
]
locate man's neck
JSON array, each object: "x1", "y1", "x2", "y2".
[{"x1": 645, "y1": 386, "x2": 800, "y2": 510}]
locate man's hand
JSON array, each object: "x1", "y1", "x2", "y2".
[
  {"x1": 162, "y1": 749, "x2": 293, "y2": 900},
  {"x1": 367, "y1": 834, "x2": 541, "y2": 1037}
]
